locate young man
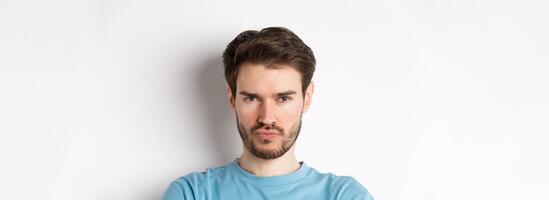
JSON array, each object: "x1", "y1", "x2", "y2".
[{"x1": 163, "y1": 27, "x2": 374, "y2": 200}]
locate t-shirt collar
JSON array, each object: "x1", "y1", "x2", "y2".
[{"x1": 229, "y1": 158, "x2": 311, "y2": 186}]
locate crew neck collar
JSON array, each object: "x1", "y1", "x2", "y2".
[{"x1": 229, "y1": 158, "x2": 311, "y2": 186}]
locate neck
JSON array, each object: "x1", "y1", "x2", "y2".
[{"x1": 237, "y1": 145, "x2": 301, "y2": 177}]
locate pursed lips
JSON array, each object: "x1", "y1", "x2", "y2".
[{"x1": 256, "y1": 129, "x2": 279, "y2": 135}]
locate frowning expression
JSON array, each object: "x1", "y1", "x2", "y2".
[{"x1": 228, "y1": 62, "x2": 313, "y2": 159}]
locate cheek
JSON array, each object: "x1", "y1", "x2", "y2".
[
  {"x1": 236, "y1": 102, "x2": 257, "y2": 114},
  {"x1": 235, "y1": 103, "x2": 257, "y2": 117},
  {"x1": 235, "y1": 106, "x2": 257, "y2": 126},
  {"x1": 279, "y1": 101, "x2": 304, "y2": 125}
]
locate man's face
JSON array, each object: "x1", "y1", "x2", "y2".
[{"x1": 228, "y1": 63, "x2": 313, "y2": 160}]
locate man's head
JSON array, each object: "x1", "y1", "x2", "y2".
[{"x1": 222, "y1": 27, "x2": 316, "y2": 160}]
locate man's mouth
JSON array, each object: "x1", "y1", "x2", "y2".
[{"x1": 255, "y1": 130, "x2": 280, "y2": 139}]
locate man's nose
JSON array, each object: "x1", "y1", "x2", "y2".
[{"x1": 258, "y1": 100, "x2": 276, "y2": 126}]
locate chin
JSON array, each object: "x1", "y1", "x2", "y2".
[{"x1": 253, "y1": 140, "x2": 279, "y2": 149}]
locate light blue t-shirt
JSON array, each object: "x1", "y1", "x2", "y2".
[{"x1": 163, "y1": 159, "x2": 374, "y2": 200}]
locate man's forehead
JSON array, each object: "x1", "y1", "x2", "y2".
[
  {"x1": 237, "y1": 82, "x2": 300, "y2": 94},
  {"x1": 236, "y1": 63, "x2": 302, "y2": 91},
  {"x1": 237, "y1": 62, "x2": 299, "y2": 76},
  {"x1": 236, "y1": 64, "x2": 301, "y2": 81}
]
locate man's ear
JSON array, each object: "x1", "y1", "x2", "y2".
[
  {"x1": 227, "y1": 83, "x2": 236, "y2": 111},
  {"x1": 302, "y1": 81, "x2": 314, "y2": 113}
]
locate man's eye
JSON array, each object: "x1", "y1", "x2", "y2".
[
  {"x1": 279, "y1": 96, "x2": 290, "y2": 102},
  {"x1": 245, "y1": 96, "x2": 257, "y2": 102}
]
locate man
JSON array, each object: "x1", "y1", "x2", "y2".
[{"x1": 163, "y1": 27, "x2": 374, "y2": 200}]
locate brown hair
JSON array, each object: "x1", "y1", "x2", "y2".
[{"x1": 222, "y1": 27, "x2": 316, "y2": 97}]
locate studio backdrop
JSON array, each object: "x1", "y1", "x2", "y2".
[{"x1": 1, "y1": 0, "x2": 548, "y2": 200}]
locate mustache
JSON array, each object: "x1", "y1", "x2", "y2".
[{"x1": 251, "y1": 123, "x2": 284, "y2": 135}]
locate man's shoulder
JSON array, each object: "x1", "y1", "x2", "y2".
[
  {"x1": 175, "y1": 163, "x2": 232, "y2": 185},
  {"x1": 308, "y1": 169, "x2": 375, "y2": 200},
  {"x1": 308, "y1": 167, "x2": 362, "y2": 185},
  {"x1": 163, "y1": 164, "x2": 232, "y2": 200}
]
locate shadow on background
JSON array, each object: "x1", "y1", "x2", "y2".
[
  {"x1": 150, "y1": 55, "x2": 239, "y2": 200},
  {"x1": 193, "y1": 56, "x2": 240, "y2": 165}
]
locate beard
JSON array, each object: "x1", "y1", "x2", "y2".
[{"x1": 236, "y1": 114, "x2": 302, "y2": 160}]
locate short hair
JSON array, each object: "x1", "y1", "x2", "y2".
[{"x1": 222, "y1": 27, "x2": 316, "y2": 97}]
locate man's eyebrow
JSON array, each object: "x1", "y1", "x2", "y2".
[
  {"x1": 276, "y1": 90, "x2": 297, "y2": 96},
  {"x1": 238, "y1": 91, "x2": 257, "y2": 96},
  {"x1": 238, "y1": 90, "x2": 297, "y2": 97}
]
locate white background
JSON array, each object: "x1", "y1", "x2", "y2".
[{"x1": 1, "y1": 0, "x2": 548, "y2": 200}]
